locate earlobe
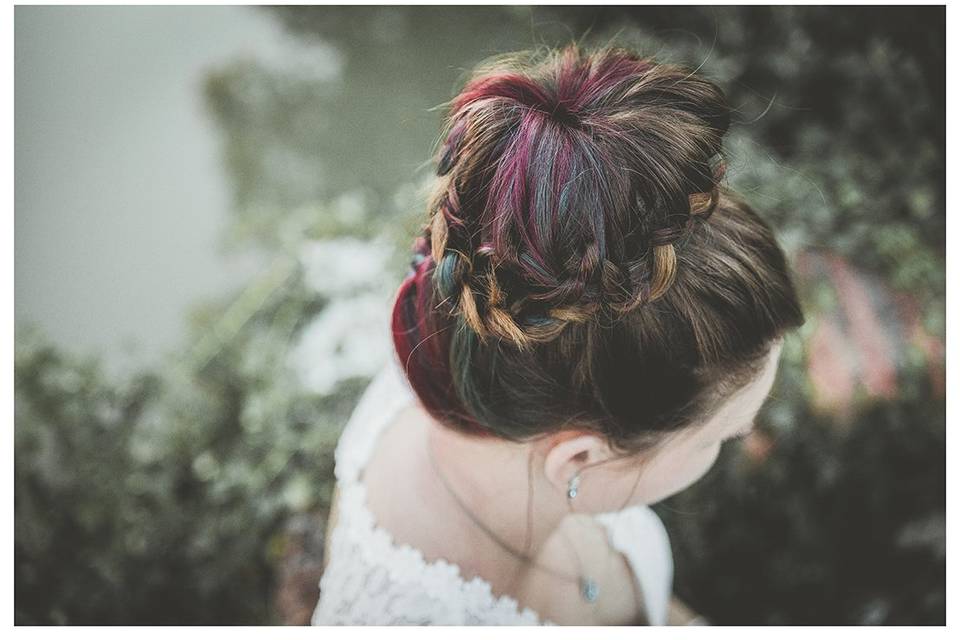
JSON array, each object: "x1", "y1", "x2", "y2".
[{"x1": 541, "y1": 432, "x2": 609, "y2": 499}]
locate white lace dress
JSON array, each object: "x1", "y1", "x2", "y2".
[{"x1": 310, "y1": 351, "x2": 675, "y2": 625}]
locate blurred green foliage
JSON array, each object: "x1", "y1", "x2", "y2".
[
  {"x1": 15, "y1": 5, "x2": 943, "y2": 625},
  {"x1": 15, "y1": 272, "x2": 365, "y2": 623}
]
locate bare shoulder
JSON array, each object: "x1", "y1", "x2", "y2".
[
  {"x1": 519, "y1": 513, "x2": 649, "y2": 625},
  {"x1": 666, "y1": 595, "x2": 709, "y2": 625}
]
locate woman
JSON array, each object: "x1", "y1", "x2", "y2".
[{"x1": 312, "y1": 42, "x2": 805, "y2": 626}]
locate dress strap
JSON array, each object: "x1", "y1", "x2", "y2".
[
  {"x1": 333, "y1": 349, "x2": 416, "y2": 485},
  {"x1": 594, "y1": 505, "x2": 674, "y2": 625}
]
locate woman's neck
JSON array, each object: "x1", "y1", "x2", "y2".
[{"x1": 417, "y1": 409, "x2": 572, "y2": 585}]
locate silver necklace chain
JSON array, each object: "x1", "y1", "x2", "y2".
[{"x1": 425, "y1": 436, "x2": 601, "y2": 603}]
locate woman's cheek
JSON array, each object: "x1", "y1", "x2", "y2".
[
  {"x1": 675, "y1": 444, "x2": 722, "y2": 493},
  {"x1": 633, "y1": 443, "x2": 722, "y2": 505}
]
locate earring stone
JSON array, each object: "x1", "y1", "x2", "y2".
[{"x1": 567, "y1": 474, "x2": 580, "y2": 500}]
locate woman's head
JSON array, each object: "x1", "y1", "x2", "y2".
[
  {"x1": 392, "y1": 43, "x2": 804, "y2": 504},
  {"x1": 535, "y1": 338, "x2": 785, "y2": 511}
]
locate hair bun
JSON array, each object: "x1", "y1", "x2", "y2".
[{"x1": 421, "y1": 43, "x2": 731, "y2": 350}]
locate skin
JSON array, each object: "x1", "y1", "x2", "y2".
[
  {"x1": 555, "y1": 339, "x2": 786, "y2": 512},
  {"x1": 350, "y1": 339, "x2": 785, "y2": 624}
]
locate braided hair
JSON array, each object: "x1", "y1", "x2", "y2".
[{"x1": 392, "y1": 43, "x2": 804, "y2": 452}]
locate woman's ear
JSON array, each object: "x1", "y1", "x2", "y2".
[{"x1": 541, "y1": 432, "x2": 611, "y2": 499}]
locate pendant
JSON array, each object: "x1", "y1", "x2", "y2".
[{"x1": 580, "y1": 577, "x2": 599, "y2": 603}]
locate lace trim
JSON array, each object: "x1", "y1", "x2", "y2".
[
  {"x1": 337, "y1": 478, "x2": 550, "y2": 625},
  {"x1": 318, "y1": 351, "x2": 548, "y2": 623}
]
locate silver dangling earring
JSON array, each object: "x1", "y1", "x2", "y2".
[
  {"x1": 565, "y1": 471, "x2": 599, "y2": 602},
  {"x1": 566, "y1": 472, "x2": 581, "y2": 500}
]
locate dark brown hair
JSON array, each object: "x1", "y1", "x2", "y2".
[{"x1": 391, "y1": 43, "x2": 805, "y2": 455}]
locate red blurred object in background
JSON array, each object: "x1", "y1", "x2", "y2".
[{"x1": 796, "y1": 250, "x2": 943, "y2": 420}]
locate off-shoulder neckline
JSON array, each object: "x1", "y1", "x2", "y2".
[{"x1": 333, "y1": 355, "x2": 653, "y2": 625}]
